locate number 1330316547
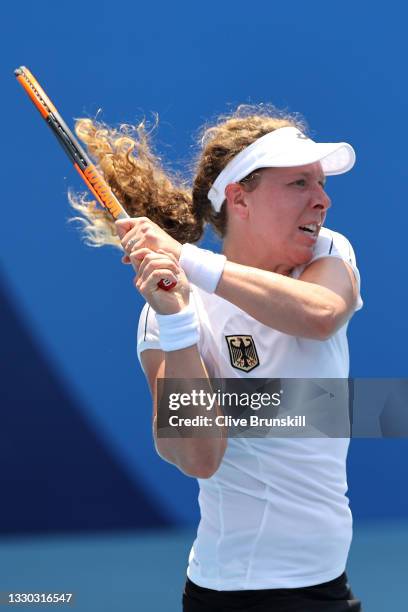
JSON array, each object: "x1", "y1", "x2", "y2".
[{"x1": 1, "y1": 593, "x2": 74, "y2": 605}]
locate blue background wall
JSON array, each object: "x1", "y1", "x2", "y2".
[{"x1": 2, "y1": 0, "x2": 407, "y2": 535}]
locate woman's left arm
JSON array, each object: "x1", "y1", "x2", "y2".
[
  {"x1": 216, "y1": 256, "x2": 359, "y2": 340},
  {"x1": 115, "y1": 218, "x2": 359, "y2": 341}
]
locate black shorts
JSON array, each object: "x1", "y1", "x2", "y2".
[{"x1": 182, "y1": 572, "x2": 362, "y2": 612}]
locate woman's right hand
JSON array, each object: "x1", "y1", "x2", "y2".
[{"x1": 129, "y1": 247, "x2": 191, "y2": 315}]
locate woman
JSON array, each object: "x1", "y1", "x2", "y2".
[{"x1": 71, "y1": 105, "x2": 363, "y2": 611}]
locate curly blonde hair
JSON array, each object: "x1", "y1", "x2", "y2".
[{"x1": 68, "y1": 104, "x2": 307, "y2": 248}]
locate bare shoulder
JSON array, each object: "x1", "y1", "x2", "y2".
[{"x1": 299, "y1": 257, "x2": 358, "y2": 309}]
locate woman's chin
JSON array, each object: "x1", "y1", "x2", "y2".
[{"x1": 293, "y1": 245, "x2": 315, "y2": 267}]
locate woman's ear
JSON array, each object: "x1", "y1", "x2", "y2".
[{"x1": 225, "y1": 183, "x2": 249, "y2": 220}]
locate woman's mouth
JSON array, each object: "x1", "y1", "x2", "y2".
[
  {"x1": 298, "y1": 223, "x2": 319, "y2": 242},
  {"x1": 299, "y1": 223, "x2": 318, "y2": 235}
]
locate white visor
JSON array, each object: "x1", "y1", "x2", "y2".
[{"x1": 207, "y1": 126, "x2": 356, "y2": 211}]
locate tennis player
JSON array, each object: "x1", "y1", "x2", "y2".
[{"x1": 71, "y1": 105, "x2": 363, "y2": 611}]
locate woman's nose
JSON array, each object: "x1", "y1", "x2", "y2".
[{"x1": 312, "y1": 188, "x2": 331, "y2": 211}]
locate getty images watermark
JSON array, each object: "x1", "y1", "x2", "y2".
[
  {"x1": 156, "y1": 378, "x2": 408, "y2": 438},
  {"x1": 166, "y1": 388, "x2": 306, "y2": 429},
  {"x1": 156, "y1": 379, "x2": 315, "y2": 438}
]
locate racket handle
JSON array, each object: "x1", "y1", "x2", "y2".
[{"x1": 158, "y1": 278, "x2": 177, "y2": 291}]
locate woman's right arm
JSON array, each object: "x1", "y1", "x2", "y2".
[
  {"x1": 123, "y1": 241, "x2": 226, "y2": 480},
  {"x1": 141, "y1": 346, "x2": 227, "y2": 479}
]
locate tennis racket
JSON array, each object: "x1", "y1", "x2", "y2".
[{"x1": 14, "y1": 66, "x2": 176, "y2": 291}]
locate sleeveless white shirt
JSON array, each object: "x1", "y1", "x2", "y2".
[{"x1": 137, "y1": 227, "x2": 363, "y2": 590}]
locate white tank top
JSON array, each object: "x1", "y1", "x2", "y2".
[{"x1": 137, "y1": 227, "x2": 363, "y2": 590}]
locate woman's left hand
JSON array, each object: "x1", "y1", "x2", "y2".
[
  {"x1": 115, "y1": 217, "x2": 182, "y2": 264},
  {"x1": 130, "y1": 247, "x2": 190, "y2": 315}
]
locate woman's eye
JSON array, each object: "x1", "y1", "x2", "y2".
[{"x1": 290, "y1": 179, "x2": 326, "y2": 189}]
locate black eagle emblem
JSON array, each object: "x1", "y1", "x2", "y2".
[{"x1": 225, "y1": 335, "x2": 259, "y2": 372}]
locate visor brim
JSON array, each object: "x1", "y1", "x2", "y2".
[{"x1": 253, "y1": 142, "x2": 356, "y2": 176}]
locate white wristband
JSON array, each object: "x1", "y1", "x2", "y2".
[
  {"x1": 156, "y1": 299, "x2": 200, "y2": 352},
  {"x1": 179, "y1": 243, "x2": 226, "y2": 293}
]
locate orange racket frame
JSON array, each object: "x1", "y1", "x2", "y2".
[{"x1": 15, "y1": 66, "x2": 175, "y2": 291}]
